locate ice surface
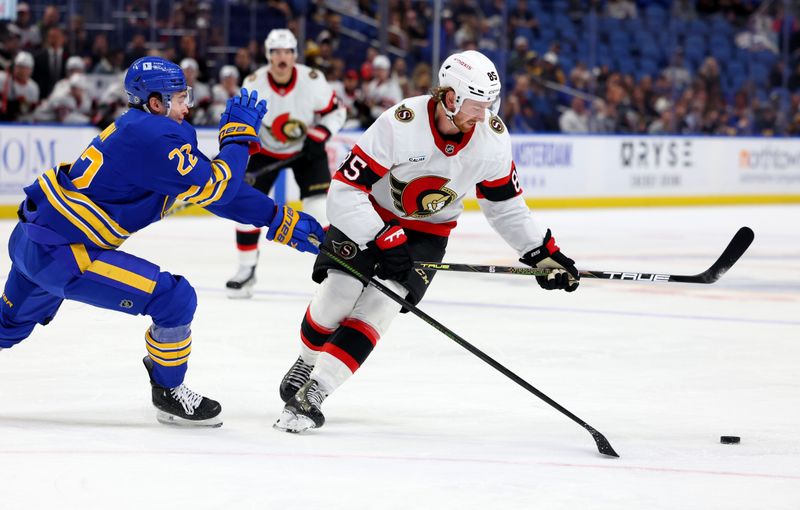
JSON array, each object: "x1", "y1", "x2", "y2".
[{"x1": 1, "y1": 205, "x2": 798, "y2": 509}]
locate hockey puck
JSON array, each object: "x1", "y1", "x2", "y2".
[{"x1": 720, "y1": 436, "x2": 740, "y2": 444}]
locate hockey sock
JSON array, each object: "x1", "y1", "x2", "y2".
[
  {"x1": 312, "y1": 318, "x2": 380, "y2": 393},
  {"x1": 300, "y1": 306, "x2": 334, "y2": 363},
  {"x1": 235, "y1": 227, "x2": 261, "y2": 261},
  {"x1": 145, "y1": 323, "x2": 192, "y2": 388}
]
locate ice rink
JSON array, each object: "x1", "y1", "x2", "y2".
[{"x1": 0, "y1": 204, "x2": 798, "y2": 509}]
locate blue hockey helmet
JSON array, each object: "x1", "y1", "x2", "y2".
[{"x1": 124, "y1": 56, "x2": 194, "y2": 113}]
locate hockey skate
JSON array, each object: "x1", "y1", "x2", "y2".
[
  {"x1": 279, "y1": 356, "x2": 314, "y2": 403},
  {"x1": 226, "y1": 264, "x2": 256, "y2": 299},
  {"x1": 273, "y1": 379, "x2": 327, "y2": 433},
  {"x1": 142, "y1": 356, "x2": 223, "y2": 427}
]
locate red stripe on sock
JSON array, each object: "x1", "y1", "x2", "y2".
[
  {"x1": 341, "y1": 318, "x2": 379, "y2": 346},
  {"x1": 306, "y1": 306, "x2": 335, "y2": 334},
  {"x1": 237, "y1": 243, "x2": 259, "y2": 251},
  {"x1": 322, "y1": 343, "x2": 360, "y2": 372}
]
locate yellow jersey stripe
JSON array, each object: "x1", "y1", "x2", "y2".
[
  {"x1": 98, "y1": 123, "x2": 116, "y2": 142},
  {"x1": 87, "y1": 260, "x2": 157, "y2": 294},
  {"x1": 176, "y1": 185, "x2": 201, "y2": 202},
  {"x1": 70, "y1": 244, "x2": 92, "y2": 272},
  {"x1": 194, "y1": 161, "x2": 230, "y2": 206},
  {"x1": 145, "y1": 330, "x2": 192, "y2": 350},
  {"x1": 42, "y1": 169, "x2": 130, "y2": 245},
  {"x1": 38, "y1": 173, "x2": 115, "y2": 249},
  {"x1": 59, "y1": 187, "x2": 130, "y2": 238}
]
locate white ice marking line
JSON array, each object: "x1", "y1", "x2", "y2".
[
  {"x1": 193, "y1": 287, "x2": 800, "y2": 327},
  {"x1": 0, "y1": 450, "x2": 798, "y2": 481}
]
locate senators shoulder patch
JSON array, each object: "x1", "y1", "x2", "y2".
[
  {"x1": 309, "y1": 69, "x2": 319, "y2": 79},
  {"x1": 489, "y1": 115, "x2": 505, "y2": 134},
  {"x1": 394, "y1": 104, "x2": 414, "y2": 123}
]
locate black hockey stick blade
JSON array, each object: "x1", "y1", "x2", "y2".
[
  {"x1": 588, "y1": 426, "x2": 619, "y2": 458},
  {"x1": 669, "y1": 226, "x2": 754, "y2": 284},
  {"x1": 244, "y1": 153, "x2": 303, "y2": 185}
]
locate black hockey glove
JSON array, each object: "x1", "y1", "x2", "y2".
[
  {"x1": 302, "y1": 125, "x2": 330, "y2": 160},
  {"x1": 367, "y1": 222, "x2": 413, "y2": 282},
  {"x1": 520, "y1": 229, "x2": 580, "y2": 292}
]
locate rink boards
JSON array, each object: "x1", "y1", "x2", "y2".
[{"x1": 0, "y1": 123, "x2": 799, "y2": 217}]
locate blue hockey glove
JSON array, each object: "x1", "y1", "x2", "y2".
[
  {"x1": 218, "y1": 88, "x2": 268, "y2": 147},
  {"x1": 266, "y1": 205, "x2": 325, "y2": 254},
  {"x1": 519, "y1": 229, "x2": 580, "y2": 292}
]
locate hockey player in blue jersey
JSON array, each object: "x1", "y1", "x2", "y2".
[{"x1": 0, "y1": 56, "x2": 325, "y2": 427}]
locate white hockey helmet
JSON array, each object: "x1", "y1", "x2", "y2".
[
  {"x1": 438, "y1": 50, "x2": 502, "y2": 118},
  {"x1": 265, "y1": 29, "x2": 297, "y2": 57}
]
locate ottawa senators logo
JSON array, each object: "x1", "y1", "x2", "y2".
[
  {"x1": 394, "y1": 104, "x2": 414, "y2": 123},
  {"x1": 309, "y1": 69, "x2": 319, "y2": 79},
  {"x1": 332, "y1": 240, "x2": 358, "y2": 260},
  {"x1": 268, "y1": 112, "x2": 307, "y2": 143},
  {"x1": 489, "y1": 116, "x2": 505, "y2": 134},
  {"x1": 390, "y1": 174, "x2": 457, "y2": 218}
]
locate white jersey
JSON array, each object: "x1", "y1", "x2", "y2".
[
  {"x1": 328, "y1": 95, "x2": 545, "y2": 254},
  {"x1": 243, "y1": 63, "x2": 346, "y2": 157}
]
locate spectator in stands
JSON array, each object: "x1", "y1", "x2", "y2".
[
  {"x1": 234, "y1": 47, "x2": 254, "y2": 84},
  {"x1": 559, "y1": 96, "x2": 590, "y2": 133},
  {"x1": 33, "y1": 26, "x2": 69, "y2": 99},
  {"x1": 648, "y1": 97, "x2": 673, "y2": 134},
  {"x1": 0, "y1": 26, "x2": 22, "y2": 71},
  {"x1": 332, "y1": 68, "x2": 366, "y2": 129},
  {"x1": 663, "y1": 51, "x2": 692, "y2": 91},
  {"x1": 788, "y1": 62, "x2": 800, "y2": 91},
  {"x1": 49, "y1": 55, "x2": 85, "y2": 99},
  {"x1": 363, "y1": 54, "x2": 402, "y2": 126},
  {"x1": 209, "y1": 65, "x2": 239, "y2": 122},
  {"x1": 38, "y1": 5, "x2": 61, "y2": 37},
  {"x1": 68, "y1": 15, "x2": 91, "y2": 58},
  {"x1": 403, "y1": 8, "x2": 429, "y2": 61},
  {"x1": 180, "y1": 58, "x2": 211, "y2": 125},
  {"x1": 541, "y1": 52, "x2": 566, "y2": 85},
  {"x1": 177, "y1": 35, "x2": 209, "y2": 81},
  {"x1": 509, "y1": 36, "x2": 535, "y2": 77},
  {"x1": 33, "y1": 73, "x2": 92, "y2": 124},
  {"x1": 606, "y1": 0, "x2": 637, "y2": 20},
  {"x1": 0, "y1": 51, "x2": 39, "y2": 122},
  {"x1": 509, "y1": 0, "x2": 540, "y2": 39},
  {"x1": 392, "y1": 57, "x2": 410, "y2": 97},
  {"x1": 123, "y1": 33, "x2": 148, "y2": 68},
  {"x1": 11, "y1": 3, "x2": 40, "y2": 50},
  {"x1": 408, "y1": 62, "x2": 433, "y2": 97}
]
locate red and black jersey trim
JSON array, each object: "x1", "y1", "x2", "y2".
[
  {"x1": 300, "y1": 306, "x2": 335, "y2": 351},
  {"x1": 332, "y1": 144, "x2": 388, "y2": 192},
  {"x1": 427, "y1": 97, "x2": 475, "y2": 157},
  {"x1": 370, "y1": 196, "x2": 456, "y2": 237},
  {"x1": 476, "y1": 162, "x2": 522, "y2": 201},
  {"x1": 321, "y1": 318, "x2": 379, "y2": 372},
  {"x1": 268, "y1": 67, "x2": 297, "y2": 96},
  {"x1": 315, "y1": 92, "x2": 339, "y2": 115}
]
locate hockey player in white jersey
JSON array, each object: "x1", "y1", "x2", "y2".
[
  {"x1": 274, "y1": 50, "x2": 580, "y2": 433},
  {"x1": 226, "y1": 28, "x2": 346, "y2": 297}
]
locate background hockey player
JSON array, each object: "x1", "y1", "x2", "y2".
[
  {"x1": 273, "y1": 50, "x2": 580, "y2": 433},
  {"x1": 226, "y1": 28, "x2": 346, "y2": 298},
  {"x1": 0, "y1": 57, "x2": 324, "y2": 428}
]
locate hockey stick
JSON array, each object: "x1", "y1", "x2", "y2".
[
  {"x1": 244, "y1": 152, "x2": 303, "y2": 185},
  {"x1": 164, "y1": 154, "x2": 304, "y2": 217},
  {"x1": 415, "y1": 226, "x2": 754, "y2": 285},
  {"x1": 315, "y1": 240, "x2": 619, "y2": 458}
]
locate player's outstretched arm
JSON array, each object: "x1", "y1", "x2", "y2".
[
  {"x1": 218, "y1": 87, "x2": 267, "y2": 148},
  {"x1": 519, "y1": 229, "x2": 580, "y2": 292},
  {"x1": 265, "y1": 205, "x2": 325, "y2": 254}
]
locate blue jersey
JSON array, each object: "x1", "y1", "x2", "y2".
[{"x1": 22, "y1": 108, "x2": 276, "y2": 249}]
